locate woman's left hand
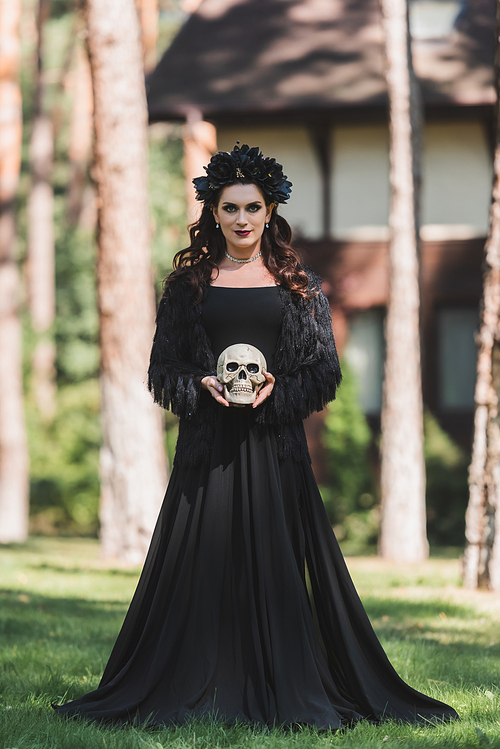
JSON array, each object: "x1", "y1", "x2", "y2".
[{"x1": 253, "y1": 371, "x2": 275, "y2": 408}]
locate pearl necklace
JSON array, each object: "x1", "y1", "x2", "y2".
[{"x1": 225, "y1": 250, "x2": 262, "y2": 264}]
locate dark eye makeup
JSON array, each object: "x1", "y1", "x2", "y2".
[{"x1": 221, "y1": 202, "x2": 263, "y2": 213}]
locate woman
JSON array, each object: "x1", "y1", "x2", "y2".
[{"x1": 55, "y1": 144, "x2": 458, "y2": 729}]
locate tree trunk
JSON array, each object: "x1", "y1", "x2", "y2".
[
  {"x1": 134, "y1": 0, "x2": 158, "y2": 73},
  {"x1": 27, "y1": 0, "x2": 56, "y2": 418},
  {"x1": 0, "y1": 0, "x2": 29, "y2": 543},
  {"x1": 84, "y1": 0, "x2": 167, "y2": 564},
  {"x1": 67, "y1": 44, "x2": 93, "y2": 227},
  {"x1": 183, "y1": 109, "x2": 217, "y2": 225},
  {"x1": 463, "y1": 1, "x2": 500, "y2": 591},
  {"x1": 379, "y1": 0, "x2": 428, "y2": 562}
]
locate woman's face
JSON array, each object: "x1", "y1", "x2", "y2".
[{"x1": 213, "y1": 183, "x2": 273, "y2": 255}]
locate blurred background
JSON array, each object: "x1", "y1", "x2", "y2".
[
  {"x1": 10, "y1": 0, "x2": 187, "y2": 541},
  {"x1": 1, "y1": 0, "x2": 495, "y2": 555}
]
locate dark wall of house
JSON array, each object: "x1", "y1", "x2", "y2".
[{"x1": 298, "y1": 236, "x2": 484, "y2": 454}]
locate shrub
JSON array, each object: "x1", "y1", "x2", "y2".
[
  {"x1": 320, "y1": 361, "x2": 378, "y2": 549},
  {"x1": 27, "y1": 380, "x2": 101, "y2": 536},
  {"x1": 424, "y1": 410, "x2": 469, "y2": 546},
  {"x1": 321, "y1": 363, "x2": 470, "y2": 551}
]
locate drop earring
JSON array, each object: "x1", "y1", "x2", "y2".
[
  {"x1": 265, "y1": 223, "x2": 269, "y2": 229},
  {"x1": 215, "y1": 223, "x2": 219, "y2": 229}
]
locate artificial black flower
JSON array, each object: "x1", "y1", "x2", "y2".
[{"x1": 193, "y1": 144, "x2": 292, "y2": 204}]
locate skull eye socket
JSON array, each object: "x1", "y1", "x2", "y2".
[
  {"x1": 247, "y1": 364, "x2": 260, "y2": 374},
  {"x1": 226, "y1": 362, "x2": 239, "y2": 372}
]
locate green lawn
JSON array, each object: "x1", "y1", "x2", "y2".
[{"x1": 0, "y1": 538, "x2": 499, "y2": 748}]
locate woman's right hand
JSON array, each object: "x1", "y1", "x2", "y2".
[{"x1": 201, "y1": 376, "x2": 229, "y2": 407}]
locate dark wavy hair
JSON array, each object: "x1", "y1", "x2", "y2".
[{"x1": 168, "y1": 182, "x2": 311, "y2": 303}]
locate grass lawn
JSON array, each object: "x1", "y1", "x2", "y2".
[{"x1": 0, "y1": 538, "x2": 499, "y2": 749}]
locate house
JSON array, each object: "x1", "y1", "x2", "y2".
[{"x1": 146, "y1": 0, "x2": 496, "y2": 470}]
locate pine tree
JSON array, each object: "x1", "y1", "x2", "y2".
[
  {"x1": 84, "y1": 0, "x2": 167, "y2": 563},
  {"x1": 463, "y1": 0, "x2": 500, "y2": 591},
  {"x1": 379, "y1": 0, "x2": 428, "y2": 562},
  {"x1": 0, "y1": 0, "x2": 29, "y2": 543},
  {"x1": 27, "y1": 0, "x2": 56, "y2": 418}
]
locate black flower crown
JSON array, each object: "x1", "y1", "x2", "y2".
[{"x1": 193, "y1": 144, "x2": 292, "y2": 205}]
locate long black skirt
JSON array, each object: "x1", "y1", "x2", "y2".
[{"x1": 55, "y1": 408, "x2": 458, "y2": 729}]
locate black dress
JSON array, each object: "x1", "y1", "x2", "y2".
[{"x1": 55, "y1": 286, "x2": 458, "y2": 729}]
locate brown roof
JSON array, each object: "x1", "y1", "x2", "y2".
[{"x1": 146, "y1": 0, "x2": 495, "y2": 122}]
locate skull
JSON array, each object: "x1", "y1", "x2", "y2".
[{"x1": 217, "y1": 344, "x2": 267, "y2": 406}]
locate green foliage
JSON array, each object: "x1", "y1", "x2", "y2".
[
  {"x1": 54, "y1": 225, "x2": 99, "y2": 383},
  {"x1": 322, "y1": 367, "x2": 471, "y2": 552},
  {"x1": 27, "y1": 381, "x2": 101, "y2": 536},
  {"x1": 18, "y1": 6, "x2": 101, "y2": 536},
  {"x1": 321, "y1": 362, "x2": 378, "y2": 550},
  {"x1": 15, "y1": 2, "x2": 189, "y2": 537},
  {"x1": 1, "y1": 539, "x2": 500, "y2": 747},
  {"x1": 164, "y1": 411, "x2": 180, "y2": 469},
  {"x1": 424, "y1": 411, "x2": 470, "y2": 547},
  {"x1": 50, "y1": 0, "x2": 76, "y2": 19},
  {"x1": 158, "y1": 1, "x2": 188, "y2": 53},
  {"x1": 148, "y1": 126, "x2": 188, "y2": 297}
]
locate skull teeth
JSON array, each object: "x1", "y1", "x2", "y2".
[{"x1": 229, "y1": 382, "x2": 253, "y2": 393}]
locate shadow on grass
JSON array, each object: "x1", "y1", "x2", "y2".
[
  {"x1": 0, "y1": 588, "x2": 127, "y2": 650},
  {"x1": 359, "y1": 595, "x2": 500, "y2": 688},
  {"x1": 2, "y1": 587, "x2": 499, "y2": 696},
  {"x1": 361, "y1": 596, "x2": 475, "y2": 622},
  {"x1": 0, "y1": 588, "x2": 128, "y2": 702},
  {"x1": 26, "y1": 562, "x2": 141, "y2": 577}
]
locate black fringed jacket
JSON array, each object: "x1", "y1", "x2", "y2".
[{"x1": 147, "y1": 268, "x2": 342, "y2": 467}]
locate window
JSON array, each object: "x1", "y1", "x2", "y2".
[
  {"x1": 409, "y1": 0, "x2": 463, "y2": 40},
  {"x1": 438, "y1": 307, "x2": 478, "y2": 409},
  {"x1": 344, "y1": 310, "x2": 384, "y2": 414}
]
